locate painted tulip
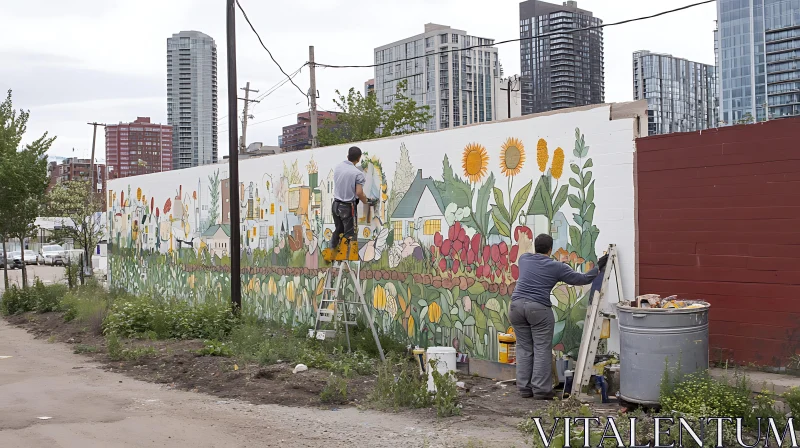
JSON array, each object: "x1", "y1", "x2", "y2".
[
  {"x1": 452, "y1": 259, "x2": 460, "y2": 274},
  {"x1": 467, "y1": 250, "x2": 475, "y2": 264},
  {"x1": 471, "y1": 234, "x2": 481, "y2": 254},
  {"x1": 514, "y1": 226, "x2": 533, "y2": 241},
  {"x1": 483, "y1": 246, "x2": 490, "y2": 263},
  {"x1": 439, "y1": 259, "x2": 447, "y2": 272},
  {"x1": 510, "y1": 245, "x2": 519, "y2": 263},
  {"x1": 499, "y1": 241, "x2": 508, "y2": 255},
  {"x1": 491, "y1": 244, "x2": 500, "y2": 263},
  {"x1": 512, "y1": 265, "x2": 520, "y2": 280},
  {"x1": 434, "y1": 232, "x2": 443, "y2": 247},
  {"x1": 441, "y1": 239, "x2": 451, "y2": 256}
]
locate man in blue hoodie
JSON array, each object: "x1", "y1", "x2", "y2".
[{"x1": 510, "y1": 233, "x2": 608, "y2": 399}]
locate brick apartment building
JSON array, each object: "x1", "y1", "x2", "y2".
[
  {"x1": 280, "y1": 111, "x2": 338, "y2": 152},
  {"x1": 47, "y1": 157, "x2": 107, "y2": 196},
  {"x1": 106, "y1": 117, "x2": 173, "y2": 179}
]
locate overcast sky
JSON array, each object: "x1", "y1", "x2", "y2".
[{"x1": 0, "y1": 0, "x2": 717, "y2": 161}]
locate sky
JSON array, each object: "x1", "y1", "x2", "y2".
[{"x1": 0, "y1": 0, "x2": 718, "y2": 162}]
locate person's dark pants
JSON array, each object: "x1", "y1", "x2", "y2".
[
  {"x1": 509, "y1": 299, "x2": 555, "y2": 396},
  {"x1": 331, "y1": 200, "x2": 357, "y2": 251}
]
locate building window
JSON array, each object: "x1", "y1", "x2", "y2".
[
  {"x1": 424, "y1": 219, "x2": 441, "y2": 235},
  {"x1": 393, "y1": 221, "x2": 403, "y2": 241}
]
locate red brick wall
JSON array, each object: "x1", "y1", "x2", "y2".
[{"x1": 636, "y1": 118, "x2": 800, "y2": 366}]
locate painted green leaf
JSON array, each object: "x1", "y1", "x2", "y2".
[
  {"x1": 569, "y1": 225, "x2": 582, "y2": 251},
  {"x1": 574, "y1": 215, "x2": 584, "y2": 227},
  {"x1": 417, "y1": 299, "x2": 427, "y2": 307},
  {"x1": 584, "y1": 203, "x2": 596, "y2": 226},
  {"x1": 468, "y1": 282, "x2": 485, "y2": 295},
  {"x1": 582, "y1": 171, "x2": 593, "y2": 187},
  {"x1": 451, "y1": 307, "x2": 459, "y2": 315},
  {"x1": 583, "y1": 158, "x2": 593, "y2": 169},
  {"x1": 552, "y1": 319, "x2": 566, "y2": 346},
  {"x1": 567, "y1": 194, "x2": 582, "y2": 210},
  {"x1": 491, "y1": 207, "x2": 511, "y2": 238},
  {"x1": 463, "y1": 336, "x2": 474, "y2": 350},
  {"x1": 568, "y1": 178, "x2": 581, "y2": 190},
  {"x1": 463, "y1": 315, "x2": 476, "y2": 326},
  {"x1": 552, "y1": 286, "x2": 571, "y2": 307},
  {"x1": 455, "y1": 321, "x2": 463, "y2": 331},
  {"x1": 552, "y1": 185, "x2": 569, "y2": 213},
  {"x1": 489, "y1": 310, "x2": 504, "y2": 330},
  {"x1": 530, "y1": 178, "x2": 553, "y2": 218},
  {"x1": 510, "y1": 180, "x2": 533, "y2": 223},
  {"x1": 474, "y1": 309, "x2": 487, "y2": 335},
  {"x1": 570, "y1": 163, "x2": 580, "y2": 175},
  {"x1": 476, "y1": 173, "x2": 495, "y2": 234},
  {"x1": 492, "y1": 187, "x2": 510, "y2": 223},
  {"x1": 440, "y1": 313, "x2": 452, "y2": 328},
  {"x1": 580, "y1": 231, "x2": 594, "y2": 261},
  {"x1": 586, "y1": 181, "x2": 595, "y2": 205}
]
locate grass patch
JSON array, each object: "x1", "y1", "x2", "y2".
[
  {"x1": 0, "y1": 279, "x2": 68, "y2": 315},
  {"x1": 73, "y1": 344, "x2": 99, "y2": 354},
  {"x1": 370, "y1": 357, "x2": 431, "y2": 410},
  {"x1": 62, "y1": 284, "x2": 115, "y2": 335},
  {"x1": 197, "y1": 339, "x2": 233, "y2": 357}
]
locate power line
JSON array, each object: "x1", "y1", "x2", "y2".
[
  {"x1": 315, "y1": 0, "x2": 716, "y2": 69},
  {"x1": 253, "y1": 65, "x2": 306, "y2": 103},
  {"x1": 235, "y1": 0, "x2": 308, "y2": 98},
  {"x1": 219, "y1": 110, "x2": 304, "y2": 133}
]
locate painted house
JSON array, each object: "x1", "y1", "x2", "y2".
[
  {"x1": 390, "y1": 169, "x2": 448, "y2": 247},
  {"x1": 202, "y1": 224, "x2": 231, "y2": 258}
]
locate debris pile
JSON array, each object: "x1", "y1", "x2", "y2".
[{"x1": 625, "y1": 294, "x2": 707, "y2": 310}]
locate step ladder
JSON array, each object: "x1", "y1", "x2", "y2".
[
  {"x1": 308, "y1": 259, "x2": 386, "y2": 361},
  {"x1": 570, "y1": 244, "x2": 623, "y2": 400}
]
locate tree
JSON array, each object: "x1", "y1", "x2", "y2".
[
  {"x1": 0, "y1": 90, "x2": 54, "y2": 288},
  {"x1": 318, "y1": 81, "x2": 432, "y2": 147},
  {"x1": 382, "y1": 80, "x2": 433, "y2": 136},
  {"x1": 46, "y1": 180, "x2": 105, "y2": 279}
]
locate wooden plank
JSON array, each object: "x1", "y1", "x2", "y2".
[
  {"x1": 696, "y1": 243, "x2": 753, "y2": 256},
  {"x1": 638, "y1": 279, "x2": 800, "y2": 300},
  {"x1": 711, "y1": 321, "x2": 791, "y2": 342},
  {"x1": 640, "y1": 230, "x2": 800, "y2": 245},
  {"x1": 468, "y1": 358, "x2": 515, "y2": 381},
  {"x1": 638, "y1": 207, "x2": 800, "y2": 221},
  {"x1": 638, "y1": 172, "x2": 800, "y2": 190},
  {"x1": 638, "y1": 182, "x2": 800, "y2": 201},
  {"x1": 638, "y1": 147, "x2": 800, "y2": 172},
  {"x1": 640, "y1": 218, "x2": 800, "y2": 233},
  {"x1": 711, "y1": 308, "x2": 800, "y2": 328},
  {"x1": 640, "y1": 242, "x2": 698, "y2": 254},
  {"x1": 640, "y1": 265, "x2": 800, "y2": 285},
  {"x1": 643, "y1": 194, "x2": 800, "y2": 210},
  {"x1": 639, "y1": 252, "x2": 698, "y2": 267},
  {"x1": 638, "y1": 160, "x2": 800, "y2": 182},
  {"x1": 747, "y1": 257, "x2": 800, "y2": 272}
]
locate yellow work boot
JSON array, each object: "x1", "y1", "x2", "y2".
[
  {"x1": 334, "y1": 238, "x2": 350, "y2": 261},
  {"x1": 348, "y1": 240, "x2": 359, "y2": 261}
]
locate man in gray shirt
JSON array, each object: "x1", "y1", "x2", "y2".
[
  {"x1": 325, "y1": 146, "x2": 373, "y2": 262},
  {"x1": 510, "y1": 233, "x2": 608, "y2": 399}
]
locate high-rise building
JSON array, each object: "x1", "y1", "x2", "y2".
[
  {"x1": 716, "y1": 0, "x2": 800, "y2": 123},
  {"x1": 374, "y1": 23, "x2": 500, "y2": 131},
  {"x1": 519, "y1": 0, "x2": 604, "y2": 114},
  {"x1": 365, "y1": 79, "x2": 375, "y2": 97},
  {"x1": 106, "y1": 117, "x2": 173, "y2": 178},
  {"x1": 280, "y1": 111, "x2": 338, "y2": 152},
  {"x1": 167, "y1": 31, "x2": 218, "y2": 169},
  {"x1": 633, "y1": 51, "x2": 719, "y2": 135}
]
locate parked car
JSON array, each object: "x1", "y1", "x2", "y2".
[
  {"x1": 1, "y1": 250, "x2": 12, "y2": 269},
  {"x1": 9, "y1": 251, "x2": 24, "y2": 269},
  {"x1": 40, "y1": 244, "x2": 66, "y2": 266},
  {"x1": 21, "y1": 250, "x2": 39, "y2": 265}
]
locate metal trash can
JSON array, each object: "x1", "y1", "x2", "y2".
[{"x1": 616, "y1": 301, "x2": 709, "y2": 405}]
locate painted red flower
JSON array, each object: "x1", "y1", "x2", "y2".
[
  {"x1": 453, "y1": 239, "x2": 463, "y2": 253},
  {"x1": 164, "y1": 198, "x2": 172, "y2": 214},
  {"x1": 458, "y1": 227, "x2": 467, "y2": 243},
  {"x1": 483, "y1": 246, "x2": 490, "y2": 263},
  {"x1": 471, "y1": 234, "x2": 481, "y2": 254},
  {"x1": 499, "y1": 241, "x2": 508, "y2": 256},
  {"x1": 467, "y1": 251, "x2": 475, "y2": 264},
  {"x1": 510, "y1": 245, "x2": 519, "y2": 263},
  {"x1": 495, "y1": 268, "x2": 502, "y2": 279},
  {"x1": 441, "y1": 239, "x2": 451, "y2": 256},
  {"x1": 514, "y1": 226, "x2": 533, "y2": 241},
  {"x1": 439, "y1": 259, "x2": 447, "y2": 272},
  {"x1": 452, "y1": 260, "x2": 460, "y2": 274},
  {"x1": 150, "y1": 197, "x2": 154, "y2": 211},
  {"x1": 491, "y1": 245, "x2": 500, "y2": 263},
  {"x1": 434, "y1": 232, "x2": 443, "y2": 247},
  {"x1": 554, "y1": 343, "x2": 565, "y2": 352},
  {"x1": 512, "y1": 265, "x2": 520, "y2": 280},
  {"x1": 449, "y1": 222, "x2": 461, "y2": 241}
]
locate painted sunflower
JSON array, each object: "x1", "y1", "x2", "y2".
[
  {"x1": 500, "y1": 137, "x2": 526, "y2": 177},
  {"x1": 462, "y1": 143, "x2": 489, "y2": 183}
]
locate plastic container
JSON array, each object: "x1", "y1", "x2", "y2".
[
  {"x1": 616, "y1": 300, "x2": 709, "y2": 405},
  {"x1": 426, "y1": 347, "x2": 457, "y2": 392},
  {"x1": 498, "y1": 333, "x2": 516, "y2": 364}
]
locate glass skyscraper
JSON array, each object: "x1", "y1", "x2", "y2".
[
  {"x1": 167, "y1": 31, "x2": 218, "y2": 169},
  {"x1": 519, "y1": 0, "x2": 604, "y2": 115},
  {"x1": 717, "y1": 0, "x2": 800, "y2": 123},
  {"x1": 633, "y1": 51, "x2": 719, "y2": 135}
]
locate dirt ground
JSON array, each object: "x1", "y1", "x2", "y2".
[{"x1": 1, "y1": 311, "x2": 617, "y2": 446}]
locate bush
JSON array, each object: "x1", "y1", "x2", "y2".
[
  {"x1": 106, "y1": 332, "x2": 123, "y2": 361},
  {"x1": 660, "y1": 370, "x2": 752, "y2": 420},
  {"x1": 0, "y1": 281, "x2": 68, "y2": 315},
  {"x1": 62, "y1": 286, "x2": 110, "y2": 335},
  {"x1": 430, "y1": 360, "x2": 461, "y2": 417},
  {"x1": 784, "y1": 386, "x2": 800, "y2": 418},
  {"x1": 369, "y1": 356, "x2": 432, "y2": 410},
  {"x1": 320, "y1": 375, "x2": 348, "y2": 405},
  {"x1": 103, "y1": 296, "x2": 236, "y2": 340},
  {"x1": 1, "y1": 285, "x2": 33, "y2": 315},
  {"x1": 31, "y1": 279, "x2": 67, "y2": 312},
  {"x1": 197, "y1": 339, "x2": 233, "y2": 357}
]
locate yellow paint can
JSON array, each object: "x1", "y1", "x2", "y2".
[{"x1": 498, "y1": 333, "x2": 516, "y2": 364}]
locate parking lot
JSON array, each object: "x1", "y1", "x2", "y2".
[{"x1": 0, "y1": 265, "x2": 65, "y2": 293}]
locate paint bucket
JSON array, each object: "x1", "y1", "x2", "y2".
[
  {"x1": 498, "y1": 333, "x2": 516, "y2": 364},
  {"x1": 426, "y1": 347, "x2": 457, "y2": 392}
]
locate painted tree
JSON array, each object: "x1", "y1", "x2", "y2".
[
  {"x1": 387, "y1": 143, "x2": 415, "y2": 218},
  {"x1": 46, "y1": 180, "x2": 106, "y2": 278},
  {"x1": 208, "y1": 169, "x2": 220, "y2": 228},
  {"x1": 0, "y1": 90, "x2": 54, "y2": 288}
]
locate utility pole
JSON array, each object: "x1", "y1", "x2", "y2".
[
  {"x1": 226, "y1": 0, "x2": 242, "y2": 312},
  {"x1": 499, "y1": 76, "x2": 519, "y2": 120},
  {"x1": 239, "y1": 82, "x2": 260, "y2": 153},
  {"x1": 86, "y1": 122, "x2": 105, "y2": 197},
  {"x1": 309, "y1": 46, "x2": 319, "y2": 148}
]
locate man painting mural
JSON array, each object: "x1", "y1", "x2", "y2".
[
  {"x1": 323, "y1": 146, "x2": 376, "y2": 262},
  {"x1": 510, "y1": 233, "x2": 608, "y2": 399}
]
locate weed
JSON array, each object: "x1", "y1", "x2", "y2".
[
  {"x1": 197, "y1": 339, "x2": 233, "y2": 357},
  {"x1": 31, "y1": 279, "x2": 67, "y2": 312},
  {"x1": 319, "y1": 375, "x2": 348, "y2": 404},
  {"x1": 122, "y1": 346, "x2": 157, "y2": 361},
  {"x1": 73, "y1": 344, "x2": 99, "y2": 354},
  {"x1": 62, "y1": 284, "x2": 110, "y2": 335},
  {"x1": 369, "y1": 356, "x2": 431, "y2": 410},
  {"x1": 47, "y1": 335, "x2": 56, "y2": 343},
  {"x1": 430, "y1": 359, "x2": 461, "y2": 417},
  {"x1": 784, "y1": 386, "x2": 800, "y2": 417},
  {"x1": 0, "y1": 283, "x2": 65, "y2": 315},
  {"x1": 103, "y1": 296, "x2": 235, "y2": 340},
  {"x1": 106, "y1": 332, "x2": 123, "y2": 361}
]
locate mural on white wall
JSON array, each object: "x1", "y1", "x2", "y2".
[{"x1": 108, "y1": 104, "x2": 636, "y2": 361}]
